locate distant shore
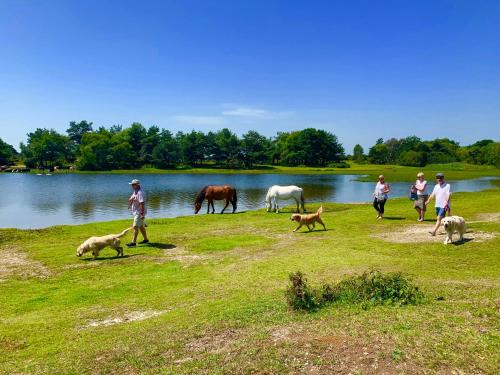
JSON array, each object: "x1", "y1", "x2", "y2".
[{"x1": 5, "y1": 162, "x2": 500, "y2": 182}]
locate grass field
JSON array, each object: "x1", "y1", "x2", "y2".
[
  {"x1": 0, "y1": 189, "x2": 499, "y2": 374},
  {"x1": 22, "y1": 162, "x2": 500, "y2": 182}
]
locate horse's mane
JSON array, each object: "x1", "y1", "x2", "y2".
[{"x1": 195, "y1": 186, "x2": 209, "y2": 203}]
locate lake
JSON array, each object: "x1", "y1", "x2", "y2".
[{"x1": 0, "y1": 173, "x2": 497, "y2": 229}]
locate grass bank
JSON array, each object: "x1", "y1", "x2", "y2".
[
  {"x1": 22, "y1": 162, "x2": 500, "y2": 182},
  {"x1": 0, "y1": 190, "x2": 499, "y2": 373}
]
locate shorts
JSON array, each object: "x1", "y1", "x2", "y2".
[
  {"x1": 133, "y1": 214, "x2": 145, "y2": 228},
  {"x1": 435, "y1": 207, "x2": 448, "y2": 218},
  {"x1": 414, "y1": 195, "x2": 428, "y2": 210}
]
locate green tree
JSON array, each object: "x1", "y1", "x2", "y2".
[
  {"x1": 213, "y1": 128, "x2": 241, "y2": 166},
  {"x1": 66, "y1": 120, "x2": 93, "y2": 145},
  {"x1": 352, "y1": 144, "x2": 366, "y2": 164},
  {"x1": 140, "y1": 126, "x2": 161, "y2": 165},
  {"x1": 241, "y1": 130, "x2": 271, "y2": 167},
  {"x1": 77, "y1": 131, "x2": 114, "y2": 170},
  {"x1": 0, "y1": 138, "x2": 18, "y2": 165},
  {"x1": 151, "y1": 130, "x2": 180, "y2": 168},
  {"x1": 368, "y1": 143, "x2": 389, "y2": 164},
  {"x1": 20, "y1": 128, "x2": 72, "y2": 168}
]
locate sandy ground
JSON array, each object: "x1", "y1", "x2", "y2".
[{"x1": 0, "y1": 247, "x2": 51, "y2": 282}]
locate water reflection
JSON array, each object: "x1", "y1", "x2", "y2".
[{"x1": 0, "y1": 173, "x2": 496, "y2": 229}]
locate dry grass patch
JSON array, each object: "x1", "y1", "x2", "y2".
[
  {"x1": 84, "y1": 310, "x2": 168, "y2": 328},
  {"x1": 373, "y1": 224, "x2": 496, "y2": 244},
  {"x1": 185, "y1": 327, "x2": 248, "y2": 354},
  {"x1": 473, "y1": 212, "x2": 500, "y2": 223},
  {"x1": 268, "y1": 325, "x2": 423, "y2": 374},
  {"x1": 0, "y1": 247, "x2": 51, "y2": 282}
]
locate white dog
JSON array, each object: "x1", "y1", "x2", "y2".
[
  {"x1": 76, "y1": 228, "x2": 132, "y2": 259},
  {"x1": 441, "y1": 216, "x2": 466, "y2": 245}
]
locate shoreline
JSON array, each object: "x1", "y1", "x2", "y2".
[
  {"x1": 2, "y1": 163, "x2": 499, "y2": 182},
  {"x1": 3, "y1": 188, "x2": 498, "y2": 231}
]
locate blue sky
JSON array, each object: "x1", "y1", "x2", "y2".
[{"x1": 0, "y1": 0, "x2": 499, "y2": 153}]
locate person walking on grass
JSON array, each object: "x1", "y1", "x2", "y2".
[
  {"x1": 425, "y1": 173, "x2": 451, "y2": 236},
  {"x1": 127, "y1": 179, "x2": 149, "y2": 247},
  {"x1": 373, "y1": 175, "x2": 390, "y2": 220},
  {"x1": 413, "y1": 172, "x2": 428, "y2": 222}
]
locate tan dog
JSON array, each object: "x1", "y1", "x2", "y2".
[
  {"x1": 76, "y1": 228, "x2": 132, "y2": 259},
  {"x1": 290, "y1": 206, "x2": 326, "y2": 232},
  {"x1": 441, "y1": 216, "x2": 466, "y2": 245}
]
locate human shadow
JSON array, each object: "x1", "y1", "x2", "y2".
[
  {"x1": 81, "y1": 253, "x2": 144, "y2": 261},
  {"x1": 382, "y1": 217, "x2": 406, "y2": 220},
  {"x1": 144, "y1": 243, "x2": 176, "y2": 250}
]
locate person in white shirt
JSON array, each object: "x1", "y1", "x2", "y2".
[
  {"x1": 412, "y1": 172, "x2": 428, "y2": 222},
  {"x1": 425, "y1": 173, "x2": 451, "y2": 236},
  {"x1": 372, "y1": 175, "x2": 390, "y2": 220},
  {"x1": 126, "y1": 179, "x2": 149, "y2": 247}
]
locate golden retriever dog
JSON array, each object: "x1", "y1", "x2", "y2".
[
  {"x1": 441, "y1": 216, "x2": 466, "y2": 245},
  {"x1": 290, "y1": 206, "x2": 326, "y2": 232},
  {"x1": 76, "y1": 228, "x2": 132, "y2": 259}
]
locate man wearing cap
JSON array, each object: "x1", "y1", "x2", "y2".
[
  {"x1": 425, "y1": 173, "x2": 451, "y2": 236},
  {"x1": 127, "y1": 179, "x2": 149, "y2": 247}
]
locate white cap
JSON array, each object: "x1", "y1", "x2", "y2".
[{"x1": 128, "y1": 179, "x2": 140, "y2": 185}]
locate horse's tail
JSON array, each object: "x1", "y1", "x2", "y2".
[{"x1": 232, "y1": 188, "x2": 237, "y2": 211}]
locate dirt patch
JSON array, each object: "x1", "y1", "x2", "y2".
[
  {"x1": 185, "y1": 328, "x2": 247, "y2": 354},
  {"x1": 268, "y1": 325, "x2": 423, "y2": 374},
  {"x1": 0, "y1": 247, "x2": 51, "y2": 282},
  {"x1": 373, "y1": 225, "x2": 496, "y2": 244},
  {"x1": 160, "y1": 246, "x2": 210, "y2": 267},
  {"x1": 84, "y1": 310, "x2": 168, "y2": 328},
  {"x1": 473, "y1": 212, "x2": 500, "y2": 223}
]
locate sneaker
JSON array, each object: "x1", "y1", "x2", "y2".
[
  {"x1": 139, "y1": 239, "x2": 149, "y2": 244},
  {"x1": 126, "y1": 242, "x2": 137, "y2": 247},
  {"x1": 428, "y1": 231, "x2": 435, "y2": 237}
]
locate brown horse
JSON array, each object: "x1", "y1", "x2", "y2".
[{"x1": 195, "y1": 185, "x2": 237, "y2": 214}]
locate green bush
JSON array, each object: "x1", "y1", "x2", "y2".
[
  {"x1": 327, "y1": 161, "x2": 351, "y2": 168},
  {"x1": 286, "y1": 270, "x2": 425, "y2": 311}
]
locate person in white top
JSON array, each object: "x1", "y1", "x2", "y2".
[
  {"x1": 425, "y1": 173, "x2": 452, "y2": 236},
  {"x1": 126, "y1": 179, "x2": 149, "y2": 247},
  {"x1": 372, "y1": 175, "x2": 390, "y2": 220},
  {"x1": 412, "y1": 172, "x2": 428, "y2": 222}
]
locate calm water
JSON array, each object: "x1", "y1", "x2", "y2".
[{"x1": 0, "y1": 173, "x2": 497, "y2": 229}]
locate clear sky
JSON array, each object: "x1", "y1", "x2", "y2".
[{"x1": 0, "y1": 0, "x2": 499, "y2": 153}]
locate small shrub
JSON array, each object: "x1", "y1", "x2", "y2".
[
  {"x1": 285, "y1": 272, "x2": 320, "y2": 311},
  {"x1": 286, "y1": 270, "x2": 425, "y2": 311},
  {"x1": 327, "y1": 161, "x2": 351, "y2": 168}
]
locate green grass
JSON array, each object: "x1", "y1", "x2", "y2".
[
  {"x1": 0, "y1": 190, "x2": 499, "y2": 373},
  {"x1": 24, "y1": 162, "x2": 500, "y2": 182}
]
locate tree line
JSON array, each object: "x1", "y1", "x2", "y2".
[
  {"x1": 2, "y1": 121, "x2": 345, "y2": 170},
  {"x1": 0, "y1": 121, "x2": 498, "y2": 170},
  {"x1": 351, "y1": 136, "x2": 499, "y2": 168}
]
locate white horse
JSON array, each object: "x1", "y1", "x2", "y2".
[{"x1": 265, "y1": 185, "x2": 305, "y2": 213}]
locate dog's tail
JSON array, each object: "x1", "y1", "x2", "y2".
[
  {"x1": 317, "y1": 205, "x2": 323, "y2": 215},
  {"x1": 115, "y1": 227, "x2": 132, "y2": 238}
]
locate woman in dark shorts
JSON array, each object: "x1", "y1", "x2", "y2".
[{"x1": 413, "y1": 172, "x2": 428, "y2": 222}]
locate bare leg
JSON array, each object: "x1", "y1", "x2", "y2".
[
  {"x1": 415, "y1": 207, "x2": 422, "y2": 221},
  {"x1": 139, "y1": 226, "x2": 148, "y2": 241},
  {"x1": 133, "y1": 227, "x2": 139, "y2": 242},
  {"x1": 430, "y1": 216, "x2": 443, "y2": 236}
]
